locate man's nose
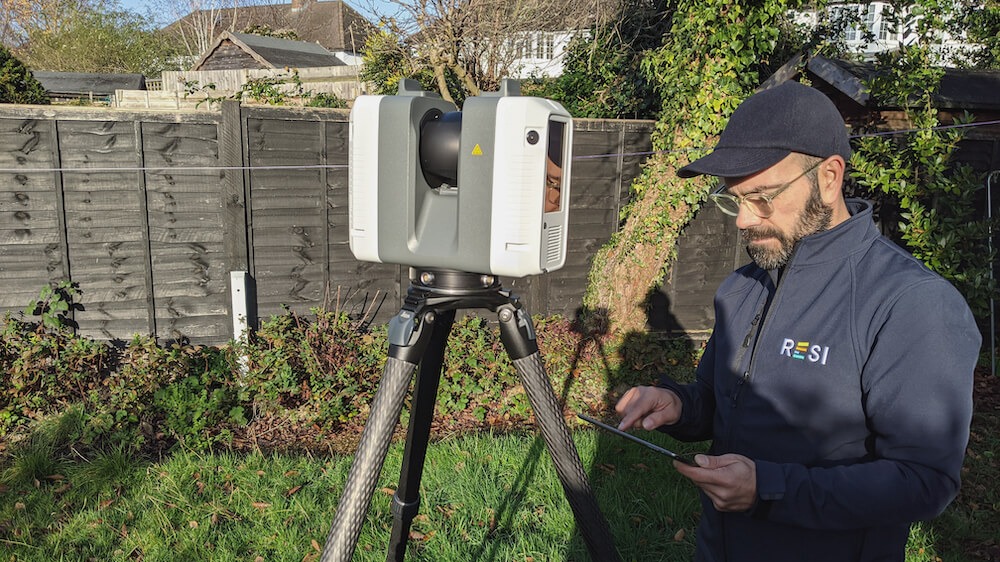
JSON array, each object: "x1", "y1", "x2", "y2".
[{"x1": 735, "y1": 202, "x2": 762, "y2": 230}]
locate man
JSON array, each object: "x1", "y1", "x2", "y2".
[{"x1": 615, "y1": 81, "x2": 980, "y2": 561}]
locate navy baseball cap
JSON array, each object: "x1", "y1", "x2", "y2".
[{"x1": 677, "y1": 81, "x2": 851, "y2": 179}]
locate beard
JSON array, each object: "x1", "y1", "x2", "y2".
[{"x1": 742, "y1": 183, "x2": 833, "y2": 270}]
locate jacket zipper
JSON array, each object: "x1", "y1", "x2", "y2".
[
  {"x1": 732, "y1": 312, "x2": 761, "y2": 407},
  {"x1": 729, "y1": 254, "x2": 796, "y2": 416}
]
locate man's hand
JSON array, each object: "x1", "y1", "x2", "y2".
[
  {"x1": 615, "y1": 386, "x2": 683, "y2": 431},
  {"x1": 676, "y1": 453, "x2": 757, "y2": 512}
]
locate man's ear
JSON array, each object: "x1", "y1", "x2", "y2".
[{"x1": 819, "y1": 155, "x2": 846, "y2": 204}]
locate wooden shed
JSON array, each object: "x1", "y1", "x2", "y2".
[{"x1": 192, "y1": 31, "x2": 345, "y2": 71}]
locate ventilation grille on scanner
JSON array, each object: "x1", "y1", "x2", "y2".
[{"x1": 545, "y1": 224, "x2": 564, "y2": 266}]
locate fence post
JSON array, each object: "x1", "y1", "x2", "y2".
[
  {"x1": 221, "y1": 100, "x2": 254, "y2": 340},
  {"x1": 133, "y1": 121, "x2": 157, "y2": 337}
]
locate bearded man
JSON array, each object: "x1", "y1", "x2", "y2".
[{"x1": 614, "y1": 81, "x2": 980, "y2": 562}]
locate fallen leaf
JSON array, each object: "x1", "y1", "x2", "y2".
[
  {"x1": 674, "y1": 528, "x2": 686, "y2": 542},
  {"x1": 99, "y1": 499, "x2": 115, "y2": 509},
  {"x1": 189, "y1": 520, "x2": 198, "y2": 528},
  {"x1": 408, "y1": 530, "x2": 435, "y2": 542},
  {"x1": 311, "y1": 539, "x2": 321, "y2": 552},
  {"x1": 251, "y1": 502, "x2": 271, "y2": 510},
  {"x1": 285, "y1": 470, "x2": 300, "y2": 477},
  {"x1": 286, "y1": 485, "x2": 303, "y2": 497},
  {"x1": 14, "y1": 502, "x2": 25, "y2": 510},
  {"x1": 380, "y1": 487, "x2": 396, "y2": 496},
  {"x1": 436, "y1": 504, "x2": 456, "y2": 518}
]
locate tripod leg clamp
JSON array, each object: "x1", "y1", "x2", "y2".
[
  {"x1": 390, "y1": 493, "x2": 421, "y2": 523},
  {"x1": 498, "y1": 304, "x2": 538, "y2": 360}
]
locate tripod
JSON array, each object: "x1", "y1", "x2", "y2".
[{"x1": 320, "y1": 268, "x2": 621, "y2": 561}]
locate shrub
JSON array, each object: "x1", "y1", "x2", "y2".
[
  {"x1": 306, "y1": 92, "x2": 348, "y2": 108},
  {"x1": 0, "y1": 45, "x2": 49, "y2": 105},
  {"x1": 0, "y1": 315, "x2": 112, "y2": 437},
  {"x1": 152, "y1": 346, "x2": 246, "y2": 450},
  {"x1": 242, "y1": 309, "x2": 388, "y2": 429},
  {"x1": 1, "y1": 297, "x2": 703, "y2": 456}
]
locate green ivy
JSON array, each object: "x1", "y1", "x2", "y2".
[
  {"x1": 24, "y1": 281, "x2": 80, "y2": 331},
  {"x1": 584, "y1": 0, "x2": 798, "y2": 332}
]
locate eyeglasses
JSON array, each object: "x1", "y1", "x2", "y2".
[{"x1": 709, "y1": 160, "x2": 823, "y2": 218}]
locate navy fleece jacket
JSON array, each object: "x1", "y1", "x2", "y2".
[{"x1": 658, "y1": 199, "x2": 980, "y2": 562}]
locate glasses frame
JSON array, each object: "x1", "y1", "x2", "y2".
[{"x1": 709, "y1": 160, "x2": 824, "y2": 219}]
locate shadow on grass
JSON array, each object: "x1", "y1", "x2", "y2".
[
  {"x1": 554, "y1": 295, "x2": 704, "y2": 561},
  {"x1": 466, "y1": 305, "x2": 608, "y2": 562}
]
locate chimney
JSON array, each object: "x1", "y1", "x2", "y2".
[{"x1": 291, "y1": 0, "x2": 313, "y2": 12}]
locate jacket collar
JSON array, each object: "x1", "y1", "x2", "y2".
[{"x1": 786, "y1": 198, "x2": 878, "y2": 269}]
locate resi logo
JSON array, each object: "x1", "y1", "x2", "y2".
[{"x1": 780, "y1": 339, "x2": 830, "y2": 365}]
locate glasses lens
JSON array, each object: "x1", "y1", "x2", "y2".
[
  {"x1": 744, "y1": 195, "x2": 774, "y2": 218},
  {"x1": 710, "y1": 194, "x2": 741, "y2": 216}
]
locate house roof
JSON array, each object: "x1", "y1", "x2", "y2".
[
  {"x1": 192, "y1": 31, "x2": 344, "y2": 70},
  {"x1": 30, "y1": 71, "x2": 146, "y2": 97},
  {"x1": 172, "y1": 0, "x2": 374, "y2": 54},
  {"x1": 764, "y1": 54, "x2": 1000, "y2": 112}
]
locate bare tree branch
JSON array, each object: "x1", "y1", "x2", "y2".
[{"x1": 368, "y1": 0, "x2": 618, "y2": 99}]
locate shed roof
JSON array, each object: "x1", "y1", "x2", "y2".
[
  {"x1": 31, "y1": 72, "x2": 146, "y2": 97},
  {"x1": 765, "y1": 54, "x2": 1000, "y2": 112},
  {"x1": 192, "y1": 31, "x2": 344, "y2": 70}
]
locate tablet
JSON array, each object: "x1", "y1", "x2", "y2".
[{"x1": 577, "y1": 413, "x2": 699, "y2": 467}]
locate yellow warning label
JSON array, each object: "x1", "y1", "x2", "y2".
[{"x1": 471, "y1": 144, "x2": 484, "y2": 156}]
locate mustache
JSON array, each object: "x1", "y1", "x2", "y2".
[{"x1": 741, "y1": 227, "x2": 784, "y2": 242}]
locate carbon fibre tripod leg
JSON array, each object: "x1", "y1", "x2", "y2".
[
  {"x1": 320, "y1": 308, "x2": 439, "y2": 562},
  {"x1": 498, "y1": 303, "x2": 622, "y2": 562}
]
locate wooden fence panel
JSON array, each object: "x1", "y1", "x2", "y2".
[
  {"x1": 657, "y1": 203, "x2": 744, "y2": 337},
  {"x1": 56, "y1": 120, "x2": 153, "y2": 339},
  {"x1": 142, "y1": 120, "x2": 229, "y2": 341},
  {"x1": 0, "y1": 104, "x2": 658, "y2": 343},
  {"x1": 246, "y1": 113, "x2": 331, "y2": 320},
  {"x1": 0, "y1": 117, "x2": 65, "y2": 313}
]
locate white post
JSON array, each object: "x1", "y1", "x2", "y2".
[{"x1": 231, "y1": 270, "x2": 251, "y2": 376}]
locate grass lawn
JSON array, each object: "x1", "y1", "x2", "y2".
[
  {"x1": 1, "y1": 425, "x2": 704, "y2": 562},
  {"x1": 3, "y1": 393, "x2": 998, "y2": 562}
]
